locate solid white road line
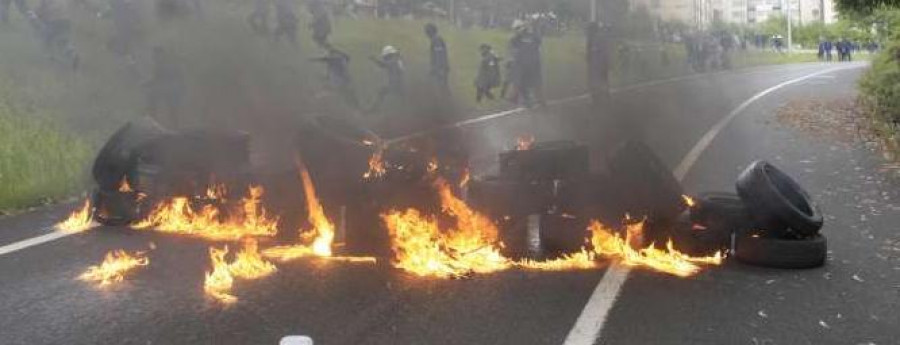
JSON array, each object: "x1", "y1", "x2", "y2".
[
  {"x1": 561, "y1": 64, "x2": 865, "y2": 345},
  {"x1": 0, "y1": 230, "x2": 72, "y2": 257}
]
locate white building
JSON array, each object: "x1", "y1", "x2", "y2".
[{"x1": 631, "y1": 0, "x2": 837, "y2": 27}]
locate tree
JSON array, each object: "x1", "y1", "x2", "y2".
[{"x1": 838, "y1": 0, "x2": 900, "y2": 13}]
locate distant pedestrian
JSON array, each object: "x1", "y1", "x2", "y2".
[
  {"x1": 274, "y1": 0, "x2": 298, "y2": 45},
  {"x1": 307, "y1": 0, "x2": 331, "y2": 47},
  {"x1": 0, "y1": 0, "x2": 27, "y2": 24},
  {"x1": 369, "y1": 45, "x2": 405, "y2": 112},
  {"x1": 824, "y1": 40, "x2": 833, "y2": 62},
  {"x1": 311, "y1": 45, "x2": 358, "y2": 108},
  {"x1": 500, "y1": 59, "x2": 515, "y2": 101},
  {"x1": 586, "y1": 22, "x2": 611, "y2": 106},
  {"x1": 474, "y1": 44, "x2": 500, "y2": 103},
  {"x1": 508, "y1": 20, "x2": 544, "y2": 107},
  {"x1": 424, "y1": 23, "x2": 450, "y2": 92},
  {"x1": 144, "y1": 46, "x2": 185, "y2": 126},
  {"x1": 247, "y1": 0, "x2": 269, "y2": 35}
]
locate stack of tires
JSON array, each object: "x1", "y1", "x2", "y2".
[
  {"x1": 732, "y1": 160, "x2": 827, "y2": 269},
  {"x1": 678, "y1": 161, "x2": 827, "y2": 268}
]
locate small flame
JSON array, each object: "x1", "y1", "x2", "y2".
[
  {"x1": 516, "y1": 135, "x2": 535, "y2": 151},
  {"x1": 589, "y1": 220, "x2": 722, "y2": 277},
  {"x1": 56, "y1": 199, "x2": 95, "y2": 233},
  {"x1": 118, "y1": 177, "x2": 134, "y2": 193},
  {"x1": 229, "y1": 239, "x2": 277, "y2": 280},
  {"x1": 132, "y1": 185, "x2": 279, "y2": 241},
  {"x1": 204, "y1": 246, "x2": 237, "y2": 304},
  {"x1": 517, "y1": 250, "x2": 597, "y2": 271},
  {"x1": 459, "y1": 169, "x2": 471, "y2": 189},
  {"x1": 427, "y1": 158, "x2": 439, "y2": 173},
  {"x1": 79, "y1": 250, "x2": 149, "y2": 286},
  {"x1": 363, "y1": 146, "x2": 387, "y2": 180},
  {"x1": 682, "y1": 195, "x2": 696, "y2": 208},
  {"x1": 264, "y1": 162, "x2": 337, "y2": 261}
]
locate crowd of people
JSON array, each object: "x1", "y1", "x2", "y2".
[{"x1": 817, "y1": 38, "x2": 877, "y2": 62}]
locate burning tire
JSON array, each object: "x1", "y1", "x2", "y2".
[
  {"x1": 734, "y1": 233, "x2": 827, "y2": 269},
  {"x1": 92, "y1": 118, "x2": 170, "y2": 191},
  {"x1": 736, "y1": 161, "x2": 823, "y2": 238},
  {"x1": 608, "y1": 141, "x2": 685, "y2": 223},
  {"x1": 93, "y1": 189, "x2": 139, "y2": 226}
]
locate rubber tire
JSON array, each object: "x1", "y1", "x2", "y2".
[
  {"x1": 734, "y1": 234, "x2": 827, "y2": 269},
  {"x1": 92, "y1": 189, "x2": 139, "y2": 226},
  {"x1": 692, "y1": 192, "x2": 753, "y2": 234},
  {"x1": 736, "y1": 160, "x2": 824, "y2": 238},
  {"x1": 608, "y1": 141, "x2": 685, "y2": 223},
  {"x1": 92, "y1": 118, "x2": 169, "y2": 191}
]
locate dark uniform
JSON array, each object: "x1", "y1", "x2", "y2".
[
  {"x1": 475, "y1": 44, "x2": 500, "y2": 102},
  {"x1": 0, "y1": 0, "x2": 27, "y2": 23},
  {"x1": 247, "y1": 0, "x2": 269, "y2": 35},
  {"x1": 274, "y1": 0, "x2": 298, "y2": 45},
  {"x1": 145, "y1": 47, "x2": 185, "y2": 126},
  {"x1": 311, "y1": 46, "x2": 358, "y2": 107},
  {"x1": 508, "y1": 27, "x2": 544, "y2": 107},
  {"x1": 308, "y1": 0, "x2": 331, "y2": 47},
  {"x1": 425, "y1": 23, "x2": 450, "y2": 91},
  {"x1": 586, "y1": 22, "x2": 611, "y2": 106},
  {"x1": 369, "y1": 47, "x2": 404, "y2": 112}
]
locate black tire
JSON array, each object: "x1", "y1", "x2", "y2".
[
  {"x1": 669, "y1": 211, "x2": 732, "y2": 257},
  {"x1": 692, "y1": 192, "x2": 753, "y2": 234},
  {"x1": 92, "y1": 189, "x2": 139, "y2": 226},
  {"x1": 608, "y1": 141, "x2": 685, "y2": 223},
  {"x1": 736, "y1": 160, "x2": 824, "y2": 238},
  {"x1": 92, "y1": 118, "x2": 170, "y2": 191},
  {"x1": 734, "y1": 234, "x2": 827, "y2": 269}
]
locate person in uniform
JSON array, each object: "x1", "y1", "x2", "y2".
[
  {"x1": 474, "y1": 44, "x2": 500, "y2": 103},
  {"x1": 425, "y1": 23, "x2": 450, "y2": 92}
]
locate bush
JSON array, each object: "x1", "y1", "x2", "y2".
[{"x1": 859, "y1": 39, "x2": 900, "y2": 156}]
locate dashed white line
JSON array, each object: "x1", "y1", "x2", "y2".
[{"x1": 561, "y1": 64, "x2": 865, "y2": 345}]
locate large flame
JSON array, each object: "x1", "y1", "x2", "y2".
[
  {"x1": 57, "y1": 199, "x2": 95, "y2": 233},
  {"x1": 263, "y1": 164, "x2": 336, "y2": 260},
  {"x1": 381, "y1": 179, "x2": 511, "y2": 278},
  {"x1": 79, "y1": 249, "x2": 149, "y2": 286},
  {"x1": 132, "y1": 185, "x2": 279, "y2": 241},
  {"x1": 590, "y1": 220, "x2": 723, "y2": 277}
]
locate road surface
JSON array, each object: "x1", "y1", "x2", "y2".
[{"x1": 1, "y1": 61, "x2": 897, "y2": 345}]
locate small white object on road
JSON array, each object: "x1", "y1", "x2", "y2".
[{"x1": 280, "y1": 335, "x2": 313, "y2": 345}]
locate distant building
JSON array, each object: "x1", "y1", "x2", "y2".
[{"x1": 630, "y1": 0, "x2": 837, "y2": 27}]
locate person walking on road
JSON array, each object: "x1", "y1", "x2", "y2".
[
  {"x1": 274, "y1": 0, "x2": 298, "y2": 45},
  {"x1": 508, "y1": 19, "x2": 544, "y2": 107},
  {"x1": 586, "y1": 21, "x2": 611, "y2": 107},
  {"x1": 824, "y1": 40, "x2": 834, "y2": 62},
  {"x1": 369, "y1": 45, "x2": 405, "y2": 112},
  {"x1": 474, "y1": 44, "x2": 500, "y2": 103},
  {"x1": 424, "y1": 23, "x2": 450, "y2": 93},
  {"x1": 0, "y1": 0, "x2": 28, "y2": 24}
]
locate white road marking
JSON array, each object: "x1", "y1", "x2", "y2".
[
  {"x1": 0, "y1": 230, "x2": 72, "y2": 257},
  {"x1": 561, "y1": 64, "x2": 865, "y2": 345}
]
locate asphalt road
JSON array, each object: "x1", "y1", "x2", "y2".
[{"x1": 2, "y1": 61, "x2": 896, "y2": 345}]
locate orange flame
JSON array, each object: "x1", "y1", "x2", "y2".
[
  {"x1": 459, "y1": 169, "x2": 470, "y2": 189},
  {"x1": 203, "y1": 240, "x2": 277, "y2": 304},
  {"x1": 263, "y1": 163, "x2": 336, "y2": 260},
  {"x1": 682, "y1": 195, "x2": 696, "y2": 208},
  {"x1": 363, "y1": 146, "x2": 387, "y2": 180},
  {"x1": 118, "y1": 177, "x2": 134, "y2": 193},
  {"x1": 516, "y1": 135, "x2": 535, "y2": 151},
  {"x1": 380, "y1": 179, "x2": 511, "y2": 278},
  {"x1": 57, "y1": 199, "x2": 95, "y2": 233},
  {"x1": 589, "y1": 220, "x2": 723, "y2": 277},
  {"x1": 229, "y1": 239, "x2": 278, "y2": 280},
  {"x1": 79, "y1": 249, "x2": 149, "y2": 286},
  {"x1": 132, "y1": 185, "x2": 279, "y2": 241}
]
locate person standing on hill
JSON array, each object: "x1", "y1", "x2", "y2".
[
  {"x1": 274, "y1": 0, "x2": 298, "y2": 45},
  {"x1": 508, "y1": 19, "x2": 544, "y2": 107},
  {"x1": 586, "y1": 21, "x2": 611, "y2": 107},
  {"x1": 307, "y1": 0, "x2": 331, "y2": 47},
  {"x1": 369, "y1": 45, "x2": 405, "y2": 112},
  {"x1": 424, "y1": 23, "x2": 450, "y2": 93},
  {"x1": 474, "y1": 44, "x2": 500, "y2": 103}
]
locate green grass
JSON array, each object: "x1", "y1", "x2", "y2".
[{"x1": 0, "y1": 82, "x2": 92, "y2": 211}]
